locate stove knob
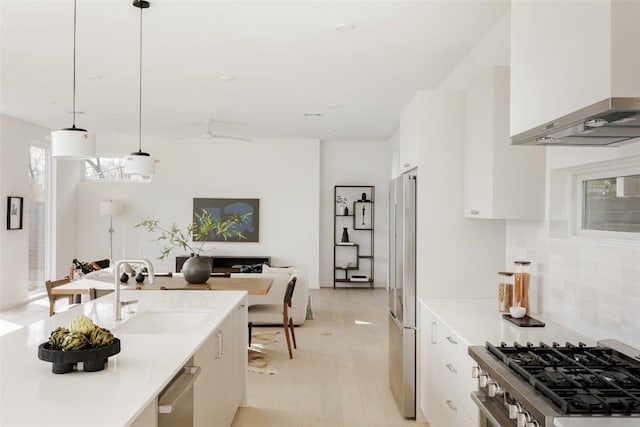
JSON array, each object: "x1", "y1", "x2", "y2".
[
  {"x1": 508, "y1": 403, "x2": 522, "y2": 419},
  {"x1": 479, "y1": 373, "x2": 489, "y2": 387},
  {"x1": 488, "y1": 382, "x2": 503, "y2": 397},
  {"x1": 471, "y1": 366, "x2": 481, "y2": 378},
  {"x1": 516, "y1": 411, "x2": 531, "y2": 427}
]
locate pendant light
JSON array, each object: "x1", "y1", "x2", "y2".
[
  {"x1": 51, "y1": 0, "x2": 96, "y2": 159},
  {"x1": 124, "y1": 0, "x2": 156, "y2": 176}
]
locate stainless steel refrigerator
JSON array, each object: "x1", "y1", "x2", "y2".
[{"x1": 388, "y1": 172, "x2": 417, "y2": 418}]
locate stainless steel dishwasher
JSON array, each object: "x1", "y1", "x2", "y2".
[{"x1": 158, "y1": 359, "x2": 201, "y2": 427}]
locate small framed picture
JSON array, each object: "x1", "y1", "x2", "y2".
[
  {"x1": 7, "y1": 196, "x2": 23, "y2": 230},
  {"x1": 353, "y1": 200, "x2": 373, "y2": 230}
]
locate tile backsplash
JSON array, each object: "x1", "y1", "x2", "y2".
[{"x1": 506, "y1": 220, "x2": 640, "y2": 349}]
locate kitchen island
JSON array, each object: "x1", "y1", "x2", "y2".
[{"x1": 0, "y1": 290, "x2": 248, "y2": 426}]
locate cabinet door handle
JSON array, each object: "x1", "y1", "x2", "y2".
[
  {"x1": 430, "y1": 321, "x2": 437, "y2": 344},
  {"x1": 215, "y1": 330, "x2": 224, "y2": 359},
  {"x1": 239, "y1": 304, "x2": 245, "y2": 309},
  {"x1": 446, "y1": 400, "x2": 458, "y2": 412},
  {"x1": 446, "y1": 364, "x2": 458, "y2": 374},
  {"x1": 446, "y1": 336, "x2": 458, "y2": 345}
]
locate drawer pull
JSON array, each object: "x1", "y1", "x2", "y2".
[
  {"x1": 446, "y1": 336, "x2": 458, "y2": 345},
  {"x1": 446, "y1": 400, "x2": 457, "y2": 412},
  {"x1": 430, "y1": 322, "x2": 437, "y2": 344},
  {"x1": 446, "y1": 363, "x2": 458, "y2": 374}
]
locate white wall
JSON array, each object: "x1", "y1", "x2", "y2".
[
  {"x1": 75, "y1": 137, "x2": 321, "y2": 289},
  {"x1": 438, "y1": 12, "x2": 510, "y2": 91},
  {"x1": 319, "y1": 140, "x2": 391, "y2": 288},
  {"x1": 507, "y1": 143, "x2": 640, "y2": 348},
  {"x1": 0, "y1": 115, "x2": 78, "y2": 309},
  {"x1": 0, "y1": 115, "x2": 50, "y2": 308},
  {"x1": 415, "y1": 92, "x2": 505, "y2": 299}
]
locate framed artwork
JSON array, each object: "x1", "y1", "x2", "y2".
[
  {"x1": 193, "y1": 198, "x2": 259, "y2": 242},
  {"x1": 353, "y1": 200, "x2": 373, "y2": 230},
  {"x1": 7, "y1": 196, "x2": 23, "y2": 230}
]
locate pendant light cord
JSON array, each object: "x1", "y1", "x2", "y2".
[
  {"x1": 138, "y1": 4, "x2": 143, "y2": 153},
  {"x1": 72, "y1": 0, "x2": 77, "y2": 128}
]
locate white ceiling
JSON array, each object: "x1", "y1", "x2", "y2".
[{"x1": 1, "y1": 0, "x2": 509, "y2": 144}]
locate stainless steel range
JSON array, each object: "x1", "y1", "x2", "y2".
[{"x1": 468, "y1": 339, "x2": 640, "y2": 426}]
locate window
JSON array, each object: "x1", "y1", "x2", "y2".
[
  {"x1": 83, "y1": 157, "x2": 150, "y2": 181},
  {"x1": 28, "y1": 145, "x2": 49, "y2": 294},
  {"x1": 583, "y1": 174, "x2": 640, "y2": 233},
  {"x1": 572, "y1": 156, "x2": 640, "y2": 241}
]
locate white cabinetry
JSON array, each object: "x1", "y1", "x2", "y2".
[
  {"x1": 511, "y1": 0, "x2": 640, "y2": 137},
  {"x1": 464, "y1": 66, "x2": 545, "y2": 219},
  {"x1": 419, "y1": 304, "x2": 477, "y2": 427},
  {"x1": 399, "y1": 91, "x2": 428, "y2": 174},
  {"x1": 194, "y1": 298, "x2": 247, "y2": 427}
]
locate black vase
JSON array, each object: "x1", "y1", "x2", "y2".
[
  {"x1": 341, "y1": 227, "x2": 349, "y2": 243},
  {"x1": 135, "y1": 272, "x2": 145, "y2": 283},
  {"x1": 182, "y1": 255, "x2": 212, "y2": 284},
  {"x1": 119, "y1": 272, "x2": 129, "y2": 283},
  {"x1": 344, "y1": 206, "x2": 349, "y2": 215}
]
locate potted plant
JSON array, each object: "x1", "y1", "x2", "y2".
[
  {"x1": 336, "y1": 195, "x2": 348, "y2": 215},
  {"x1": 135, "y1": 209, "x2": 251, "y2": 283}
]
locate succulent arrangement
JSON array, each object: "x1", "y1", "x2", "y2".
[{"x1": 48, "y1": 315, "x2": 115, "y2": 351}]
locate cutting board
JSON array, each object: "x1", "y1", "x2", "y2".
[{"x1": 502, "y1": 314, "x2": 545, "y2": 327}]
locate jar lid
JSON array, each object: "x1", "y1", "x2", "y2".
[
  {"x1": 514, "y1": 261, "x2": 531, "y2": 265},
  {"x1": 498, "y1": 271, "x2": 514, "y2": 276}
]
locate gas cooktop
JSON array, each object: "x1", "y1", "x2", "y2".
[{"x1": 487, "y1": 341, "x2": 640, "y2": 416}]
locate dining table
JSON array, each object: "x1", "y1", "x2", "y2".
[{"x1": 51, "y1": 275, "x2": 273, "y2": 297}]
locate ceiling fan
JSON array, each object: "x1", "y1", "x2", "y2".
[{"x1": 195, "y1": 119, "x2": 252, "y2": 142}]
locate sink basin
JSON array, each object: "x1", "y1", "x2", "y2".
[{"x1": 115, "y1": 310, "x2": 210, "y2": 334}]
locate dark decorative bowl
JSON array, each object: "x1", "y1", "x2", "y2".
[{"x1": 38, "y1": 338, "x2": 121, "y2": 374}]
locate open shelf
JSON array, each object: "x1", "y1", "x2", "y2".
[{"x1": 333, "y1": 185, "x2": 374, "y2": 289}]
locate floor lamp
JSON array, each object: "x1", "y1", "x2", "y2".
[{"x1": 100, "y1": 200, "x2": 124, "y2": 261}]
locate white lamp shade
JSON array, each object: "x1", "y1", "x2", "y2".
[
  {"x1": 51, "y1": 128, "x2": 95, "y2": 159},
  {"x1": 99, "y1": 200, "x2": 124, "y2": 216},
  {"x1": 124, "y1": 152, "x2": 156, "y2": 176}
]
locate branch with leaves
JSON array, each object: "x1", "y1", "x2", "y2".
[{"x1": 135, "y1": 210, "x2": 252, "y2": 260}]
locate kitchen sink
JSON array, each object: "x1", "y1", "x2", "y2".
[{"x1": 115, "y1": 310, "x2": 210, "y2": 334}]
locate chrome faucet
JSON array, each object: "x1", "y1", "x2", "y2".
[{"x1": 113, "y1": 258, "x2": 155, "y2": 320}]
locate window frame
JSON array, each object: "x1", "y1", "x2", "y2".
[
  {"x1": 83, "y1": 155, "x2": 152, "y2": 182},
  {"x1": 27, "y1": 143, "x2": 51, "y2": 298},
  {"x1": 571, "y1": 157, "x2": 640, "y2": 243}
]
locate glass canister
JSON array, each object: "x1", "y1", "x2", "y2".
[
  {"x1": 498, "y1": 272, "x2": 514, "y2": 313},
  {"x1": 514, "y1": 261, "x2": 531, "y2": 315}
]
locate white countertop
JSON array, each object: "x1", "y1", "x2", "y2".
[
  {"x1": 0, "y1": 290, "x2": 247, "y2": 427},
  {"x1": 419, "y1": 297, "x2": 594, "y2": 347}
]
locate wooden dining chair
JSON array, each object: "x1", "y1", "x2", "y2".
[
  {"x1": 282, "y1": 276, "x2": 297, "y2": 359},
  {"x1": 45, "y1": 277, "x2": 73, "y2": 316},
  {"x1": 89, "y1": 288, "x2": 114, "y2": 300},
  {"x1": 248, "y1": 276, "x2": 297, "y2": 358}
]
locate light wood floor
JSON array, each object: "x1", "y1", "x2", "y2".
[{"x1": 233, "y1": 288, "x2": 426, "y2": 427}]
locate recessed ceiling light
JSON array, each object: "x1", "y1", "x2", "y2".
[
  {"x1": 83, "y1": 74, "x2": 102, "y2": 80},
  {"x1": 335, "y1": 23, "x2": 355, "y2": 31},
  {"x1": 327, "y1": 103, "x2": 341, "y2": 108},
  {"x1": 304, "y1": 112, "x2": 323, "y2": 117},
  {"x1": 220, "y1": 75, "x2": 236, "y2": 81}
]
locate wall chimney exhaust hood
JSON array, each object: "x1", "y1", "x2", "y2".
[{"x1": 511, "y1": 97, "x2": 640, "y2": 147}]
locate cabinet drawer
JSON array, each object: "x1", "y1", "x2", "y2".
[
  {"x1": 426, "y1": 372, "x2": 476, "y2": 427},
  {"x1": 436, "y1": 350, "x2": 479, "y2": 424},
  {"x1": 433, "y1": 321, "x2": 479, "y2": 424}
]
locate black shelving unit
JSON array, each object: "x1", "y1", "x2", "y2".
[{"x1": 333, "y1": 185, "x2": 374, "y2": 289}]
